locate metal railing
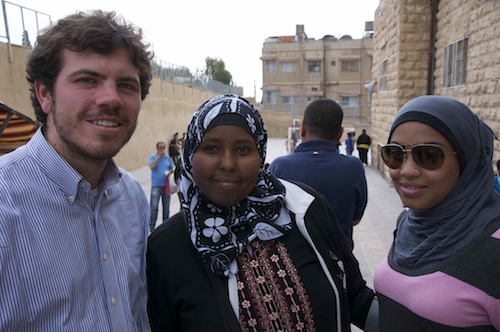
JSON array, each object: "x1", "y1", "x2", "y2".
[{"x1": 1, "y1": 1, "x2": 237, "y2": 95}]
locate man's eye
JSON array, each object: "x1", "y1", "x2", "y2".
[
  {"x1": 119, "y1": 82, "x2": 139, "y2": 91},
  {"x1": 77, "y1": 77, "x2": 96, "y2": 83}
]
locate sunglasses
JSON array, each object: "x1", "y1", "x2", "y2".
[{"x1": 380, "y1": 143, "x2": 457, "y2": 170}]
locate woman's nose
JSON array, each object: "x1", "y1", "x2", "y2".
[
  {"x1": 399, "y1": 151, "x2": 420, "y2": 176},
  {"x1": 218, "y1": 150, "x2": 236, "y2": 171}
]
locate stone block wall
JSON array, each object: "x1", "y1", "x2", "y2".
[{"x1": 371, "y1": 0, "x2": 500, "y2": 173}]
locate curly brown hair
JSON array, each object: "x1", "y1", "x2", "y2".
[{"x1": 26, "y1": 10, "x2": 154, "y2": 125}]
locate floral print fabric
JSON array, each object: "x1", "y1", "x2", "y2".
[{"x1": 237, "y1": 239, "x2": 316, "y2": 331}]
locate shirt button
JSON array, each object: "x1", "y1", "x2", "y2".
[
  {"x1": 103, "y1": 253, "x2": 109, "y2": 261},
  {"x1": 111, "y1": 297, "x2": 117, "y2": 305},
  {"x1": 67, "y1": 196, "x2": 75, "y2": 203}
]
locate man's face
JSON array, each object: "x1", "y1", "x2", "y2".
[
  {"x1": 36, "y1": 47, "x2": 142, "y2": 165},
  {"x1": 157, "y1": 143, "x2": 166, "y2": 156}
]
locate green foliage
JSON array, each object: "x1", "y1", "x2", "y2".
[{"x1": 204, "y1": 57, "x2": 233, "y2": 85}]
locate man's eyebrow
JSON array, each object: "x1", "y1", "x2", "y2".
[{"x1": 68, "y1": 69, "x2": 104, "y2": 78}]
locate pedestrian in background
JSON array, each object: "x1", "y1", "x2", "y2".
[
  {"x1": 0, "y1": 10, "x2": 153, "y2": 331},
  {"x1": 345, "y1": 132, "x2": 354, "y2": 155},
  {"x1": 147, "y1": 95, "x2": 377, "y2": 331},
  {"x1": 148, "y1": 141, "x2": 173, "y2": 232},
  {"x1": 375, "y1": 95, "x2": 500, "y2": 330},
  {"x1": 357, "y1": 129, "x2": 372, "y2": 165},
  {"x1": 269, "y1": 98, "x2": 367, "y2": 249},
  {"x1": 169, "y1": 132, "x2": 181, "y2": 164}
]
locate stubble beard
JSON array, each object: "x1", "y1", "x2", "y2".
[{"x1": 51, "y1": 100, "x2": 137, "y2": 163}]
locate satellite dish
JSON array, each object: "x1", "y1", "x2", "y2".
[{"x1": 364, "y1": 80, "x2": 376, "y2": 93}]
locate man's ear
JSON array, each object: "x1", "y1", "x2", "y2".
[
  {"x1": 300, "y1": 120, "x2": 307, "y2": 138},
  {"x1": 336, "y1": 127, "x2": 344, "y2": 142},
  {"x1": 34, "y1": 80, "x2": 53, "y2": 114}
]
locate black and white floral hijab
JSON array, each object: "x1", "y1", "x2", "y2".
[{"x1": 178, "y1": 95, "x2": 292, "y2": 277}]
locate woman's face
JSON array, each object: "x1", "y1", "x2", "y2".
[
  {"x1": 388, "y1": 121, "x2": 460, "y2": 211},
  {"x1": 192, "y1": 124, "x2": 261, "y2": 207}
]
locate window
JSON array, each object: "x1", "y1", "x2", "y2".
[
  {"x1": 331, "y1": 61, "x2": 336, "y2": 67},
  {"x1": 282, "y1": 96, "x2": 295, "y2": 104},
  {"x1": 266, "y1": 91, "x2": 277, "y2": 104},
  {"x1": 379, "y1": 60, "x2": 388, "y2": 91},
  {"x1": 281, "y1": 61, "x2": 295, "y2": 73},
  {"x1": 341, "y1": 96, "x2": 359, "y2": 107},
  {"x1": 443, "y1": 38, "x2": 468, "y2": 87},
  {"x1": 341, "y1": 60, "x2": 359, "y2": 72},
  {"x1": 308, "y1": 61, "x2": 321, "y2": 73},
  {"x1": 266, "y1": 60, "x2": 276, "y2": 73}
]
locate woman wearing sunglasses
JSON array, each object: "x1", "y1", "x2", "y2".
[{"x1": 374, "y1": 95, "x2": 500, "y2": 331}]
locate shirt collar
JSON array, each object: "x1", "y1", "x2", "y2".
[
  {"x1": 294, "y1": 139, "x2": 338, "y2": 153},
  {"x1": 27, "y1": 128, "x2": 121, "y2": 198}
]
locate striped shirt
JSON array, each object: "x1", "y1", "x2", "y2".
[{"x1": 0, "y1": 129, "x2": 151, "y2": 331}]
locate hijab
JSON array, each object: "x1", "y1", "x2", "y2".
[
  {"x1": 178, "y1": 95, "x2": 292, "y2": 276},
  {"x1": 389, "y1": 95, "x2": 500, "y2": 270}
]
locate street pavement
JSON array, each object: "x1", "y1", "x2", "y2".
[{"x1": 131, "y1": 137, "x2": 404, "y2": 300}]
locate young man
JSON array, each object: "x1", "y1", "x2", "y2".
[
  {"x1": 149, "y1": 141, "x2": 174, "y2": 232},
  {"x1": 269, "y1": 99, "x2": 368, "y2": 249},
  {"x1": 0, "y1": 10, "x2": 153, "y2": 330},
  {"x1": 357, "y1": 129, "x2": 372, "y2": 165}
]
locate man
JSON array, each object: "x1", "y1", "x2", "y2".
[
  {"x1": 357, "y1": 129, "x2": 372, "y2": 165},
  {"x1": 269, "y1": 99, "x2": 367, "y2": 249},
  {"x1": 149, "y1": 141, "x2": 173, "y2": 232},
  {"x1": 0, "y1": 11, "x2": 153, "y2": 331}
]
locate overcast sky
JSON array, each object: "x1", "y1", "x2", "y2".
[{"x1": 2, "y1": 0, "x2": 380, "y2": 101}]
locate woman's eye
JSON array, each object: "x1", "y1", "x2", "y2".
[
  {"x1": 237, "y1": 147, "x2": 250, "y2": 153},
  {"x1": 204, "y1": 145, "x2": 218, "y2": 152}
]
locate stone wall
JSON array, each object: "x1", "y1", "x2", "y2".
[
  {"x1": 371, "y1": 0, "x2": 500, "y2": 174},
  {"x1": 433, "y1": 0, "x2": 500, "y2": 149}
]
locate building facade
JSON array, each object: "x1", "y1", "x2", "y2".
[
  {"x1": 260, "y1": 25, "x2": 374, "y2": 127},
  {"x1": 371, "y1": 0, "x2": 500, "y2": 173}
]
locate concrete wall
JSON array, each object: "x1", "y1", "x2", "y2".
[
  {"x1": 0, "y1": 42, "x2": 34, "y2": 118},
  {"x1": 0, "y1": 41, "x2": 302, "y2": 171},
  {"x1": 0, "y1": 41, "x2": 217, "y2": 170}
]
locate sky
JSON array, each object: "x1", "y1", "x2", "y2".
[{"x1": 1, "y1": 0, "x2": 379, "y2": 101}]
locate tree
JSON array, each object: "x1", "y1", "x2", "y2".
[{"x1": 204, "y1": 57, "x2": 232, "y2": 85}]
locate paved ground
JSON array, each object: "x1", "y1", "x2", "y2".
[{"x1": 131, "y1": 138, "x2": 404, "y2": 328}]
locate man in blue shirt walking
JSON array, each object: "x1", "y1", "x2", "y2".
[
  {"x1": 269, "y1": 99, "x2": 368, "y2": 249},
  {"x1": 149, "y1": 141, "x2": 174, "y2": 232}
]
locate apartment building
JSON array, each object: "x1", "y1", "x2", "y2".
[{"x1": 260, "y1": 24, "x2": 374, "y2": 125}]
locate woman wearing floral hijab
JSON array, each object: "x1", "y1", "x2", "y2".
[
  {"x1": 375, "y1": 95, "x2": 500, "y2": 330},
  {"x1": 147, "y1": 95, "x2": 376, "y2": 331}
]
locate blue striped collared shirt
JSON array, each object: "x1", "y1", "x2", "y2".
[{"x1": 0, "y1": 129, "x2": 151, "y2": 331}]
